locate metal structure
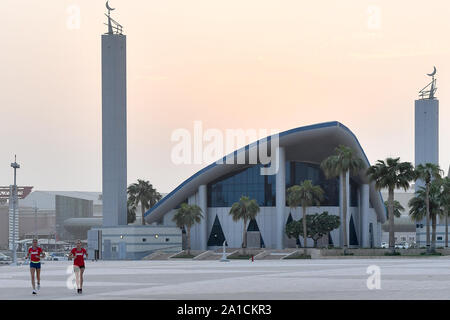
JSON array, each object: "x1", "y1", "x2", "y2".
[
  {"x1": 104, "y1": 1, "x2": 123, "y2": 35},
  {"x1": 419, "y1": 66, "x2": 437, "y2": 100},
  {"x1": 10, "y1": 156, "x2": 20, "y2": 265},
  {"x1": 220, "y1": 240, "x2": 229, "y2": 262}
]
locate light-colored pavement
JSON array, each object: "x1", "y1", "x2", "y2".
[{"x1": 1, "y1": 257, "x2": 450, "y2": 299}]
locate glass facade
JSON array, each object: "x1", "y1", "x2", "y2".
[
  {"x1": 207, "y1": 161, "x2": 360, "y2": 208},
  {"x1": 286, "y1": 161, "x2": 339, "y2": 206},
  {"x1": 207, "y1": 165, "x2": 276, "y2": 207}
]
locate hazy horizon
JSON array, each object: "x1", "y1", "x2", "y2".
[{"x1": 1, "y1": 0, "x2": 449, "y2": 194}]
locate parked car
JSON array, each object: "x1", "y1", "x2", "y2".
[
  {"x1": 0, "y1": 253, "x2": 11, "y2": 262},
  {"x1": 46, "y1": 252, "x2": 68, "y2": 261},
  {"x1": 395, "y1": 242, "x2": 409, "y2": 249},
  {"x1": 381, "y1": 242, "x2": 388, "y2": 248}
]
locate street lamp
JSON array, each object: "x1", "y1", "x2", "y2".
[{"x1": 10, "y1": 155, "x2": 20, "y2": 266}]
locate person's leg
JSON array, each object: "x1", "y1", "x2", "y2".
[
  {"x1": 30, "y1": 267, "x2": 36, "y2": 291},
  {"x1": 36, "y1": 267, "x2": 41, "y2": 289},
  {"x1": 79, "y1": 268, "x2": 84, "y2": 289},
  {"x1": 73, "y1": 266, "x2": 80, "y2": 290}
]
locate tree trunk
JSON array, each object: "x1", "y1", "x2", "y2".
[
  {"x1": 426, "y1": 184, "x2": 431, "y2": 253},
  {"x1": 303, "y1": 205, "x2": 307, "y2": 256},
  {"x1": 431, "y1": 214, "x2": 437, "y2": 252},
  {"x1": 313, "y1": 239, "x2": 318, "y2": 248},
  {"x1": 388, "y1": 187, "x2": 395, "y2": 254},
  {"x1": 446, "y1": 210, "x2": 448, "y2": 248},
  {"x1": 342, "y1": 172, "x2": 348, "y2": 252},
  {"x1": 242, "y1": 218, "x2": 247, "y2": 255},
  {"x1": 141, "y1": 200, "x2": 146, "y2": 225},
  {"x1": 187, "y1": 226, "x2": 191, "y2": 256}
]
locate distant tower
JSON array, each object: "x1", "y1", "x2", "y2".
[
  {"x1": 102, "y1": 1, "x2": 127, "y2": 226},
  {"x1": 415, "y1": 67, "x2": 439, "y2": 190}
]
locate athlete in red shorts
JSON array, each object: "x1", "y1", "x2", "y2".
[{"x1": 69, "y1": 239, "x2": 88, "y2": 294}]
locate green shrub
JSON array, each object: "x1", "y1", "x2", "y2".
[
  {"x1": 384, "y1": 251, "x2": 401, "y2": 256},
  {"x1": 285, "y1": 254, "x2": 311, "y2": 259},
  {"x1": 420, "y1": 251, "x2": 442, "y2": 256}
]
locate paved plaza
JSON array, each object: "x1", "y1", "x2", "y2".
[{"x1": 1, "y1": 257, "x2": 450, "y2": 300}]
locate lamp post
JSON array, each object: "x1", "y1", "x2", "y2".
[{"x1": 10, "y1": 155, "x2": 20, "y2": 266}]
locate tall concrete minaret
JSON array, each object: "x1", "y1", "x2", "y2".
[
  {"x1": 415, "y1": 67, "x2": 439, "y2": 190},
  {"x1": 102, "y1": 1, "x2": 127, "y2": 226}
]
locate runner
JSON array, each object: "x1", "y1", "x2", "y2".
[
  {"x1": 24, "y1": 239, "x2": 45, "y2": 295},
  {"x1": 69, "y1": 240, "x2": 88, "y2": 294}
]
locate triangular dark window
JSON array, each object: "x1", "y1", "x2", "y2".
[
  {"x1": 207, "y1": 215, "x2": 226, "y2": 246},
  {"x1": 349, "y1": 215, "x2": 359, "y2": 246},
  {"x1": 247, "y1": 219, "x2": 265, "y2": 248},
  {"x1": 286, "y1": 213, "x2": 293, "y2": 225},
  {"x1": 328, "y1": 232, "x2": 333, "y2": 245}
]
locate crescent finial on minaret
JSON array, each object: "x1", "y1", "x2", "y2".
[
  {"x1": 104, "y1": 1, "x2": 123, "y2": 35},
  {"x1": 427, "y1": 66, "x2": 437, "y2": 77}
]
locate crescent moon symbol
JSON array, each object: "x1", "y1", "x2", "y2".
[
  {"x1": 106, "y1": 1, "x2": 115, "y2": 11},
  {"x1": 427, "y1": 66, "x2": 436, "y2": 77}
]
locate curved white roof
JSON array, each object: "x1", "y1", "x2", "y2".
[{"x1": 145, "y1": 121, "x2": 386, "y2": 224}]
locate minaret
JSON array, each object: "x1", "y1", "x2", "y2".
[
  {"x1": 415, "y1": 67, "x2": 439, "y2": 190},
  {"x1": 414, "y1": 67, "x2": 439, "y2": 247},
  {"x1": 102, "y1": 1, "x2": 127, "y2": 226}
]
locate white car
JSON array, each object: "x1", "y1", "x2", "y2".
[
  {"x1": 381, "y1": 242, "x2": 388, "y2": 248},
  {"x1": 0, "y1": 253, "x2": 11, "y2": 262},
  {"x1": 395, "y1": 242, "x2": 408, "y2": 249},
  {"x1": 47, "y1": 252, "x2": 68, "y2": 261}
]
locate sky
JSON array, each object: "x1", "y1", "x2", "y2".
[{"x1": 1, "y1": 0, "x2": 449, "y2": 193}]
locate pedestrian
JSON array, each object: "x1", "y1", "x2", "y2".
[
  {"x1": 24, "y1": 239, "x2": 45, "y2": 295},
  {"x1": 68, "y1": 239, "x2": 88, "y2": 294}
]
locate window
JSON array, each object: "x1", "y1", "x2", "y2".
[
  {"x1": 208, "y1": 164, "x2": 276, "y2": 207},
  {"x1": 165, "y1": 238, "x2": 170, "y2": 242},
  {"x1": 207, "y1": 161, "x2": 341, "y2": 208},
  {"x1": 437, "y1": 236, "x2": 443, "y2": 241},
  {"x1": 286, "y1": 162, "x2": 339, "y2": 206}
]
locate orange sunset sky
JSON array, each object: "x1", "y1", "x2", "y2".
[{"x1": 0, "y1": 0, "x2": 449, "y2": 193}]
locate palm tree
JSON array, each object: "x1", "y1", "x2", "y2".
[
  {"x1": 409, "y1": 181, "x2": 443, "y2": 251},
  {"x1": 321, "y1": 145, "x2": 364, "y2": 250},
  {"x1": 127, "y1": 179, "x2": 162, "y2": 225},
  {"x1": 439, "y1": 177, "x2": 450, "y2": 248},
  {"x1": 172, "y1": 203, "x2": 203, "y2": 255},
  {"x1": 287, "y1": 180, "x2": 324, "y2": 255},
  {"x1": 127, "y1": 199, "x2": 137, "y2": 224},
  {"x1": 384, "y1": 200, "x2": 405, "y2": 218},
  {"x1": 414, "y1": 163, "x2": 443, "y2": 252},
  {"x1": 229, "y1": 196, "x2": 260, "y2": 255},
  {"x1": 367, "y1": 158, "x2": 414, "y2": 253}
]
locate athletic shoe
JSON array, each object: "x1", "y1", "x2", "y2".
[
  {"x1": 32, "y1": 290, "x2": 37, "y2": 295},
  {"x1": 79, "y1": 289, "x2": 82, "y2": 294},
  {"x1": 77, "y1": 289, "x2": 81, "y2": 294}
]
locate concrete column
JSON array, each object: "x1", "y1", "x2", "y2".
[
  {"x1": 339, "y1": 171, "x2": 350, "y2": 247},
  {"x1": 275, "y1": 147, "x2": 286, "y2": 249},
  {"x1": 360, "y1": 184, "x2": 370, "y2": 248},
  {"x1": 198, "y1": 185, "x2": 208, "y2": 250},
  {"x1": 102, "y1": 33, "x2": 127, "y2": 226}
]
